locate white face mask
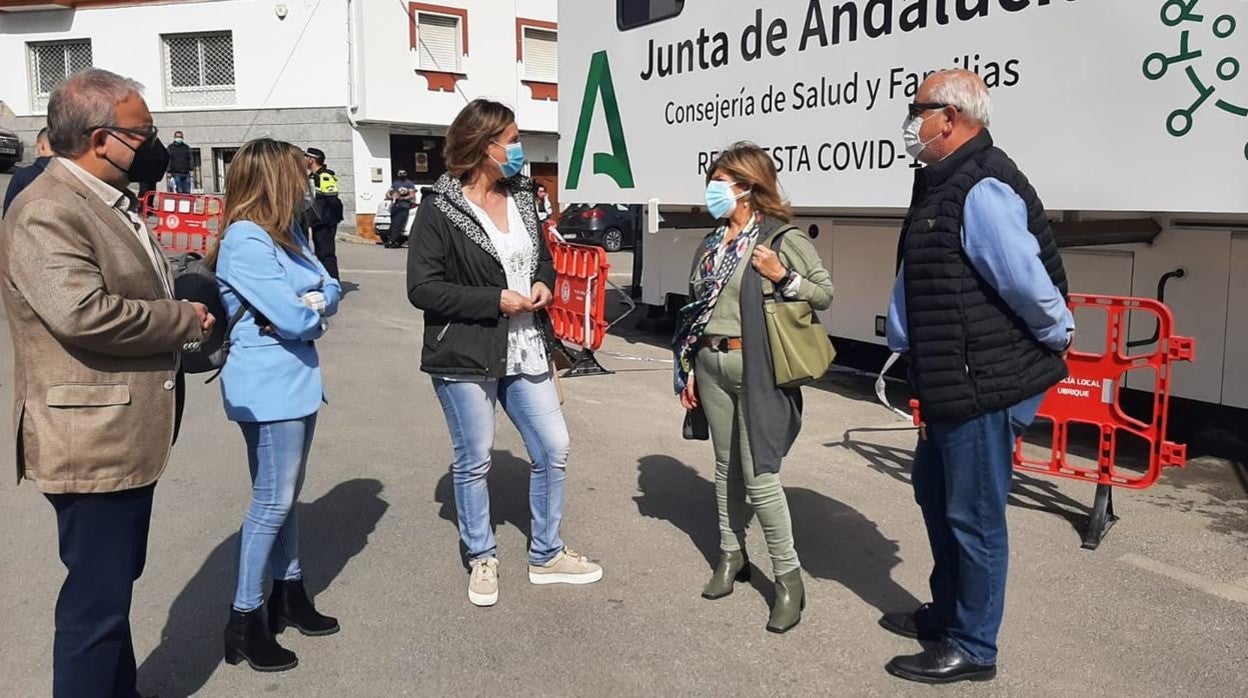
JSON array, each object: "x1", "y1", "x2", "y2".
[{"x1": 902, "y1": 114, "x2": 940, "y2": 162}]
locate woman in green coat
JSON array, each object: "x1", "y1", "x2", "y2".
[{"x1": 674, "y1": 142, "x2": 834, "y2": 633}]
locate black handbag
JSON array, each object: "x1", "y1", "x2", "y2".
[{"x1": 682, "y1": 406, "x2": 709, "y2": 441}]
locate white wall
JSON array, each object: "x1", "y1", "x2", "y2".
[
  {"x1": 0, "y1": 0, "x2": 347, "y2": 115},
  {"x1": 351, "y1": 126, "x2": 392, "y2": 215},
  {"x1": 353, "y1": 0, "x2": 557, "y2": 131}
]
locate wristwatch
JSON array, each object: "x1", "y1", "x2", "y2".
[{"x1": 778, "y1": 268, "x2": 796, "y2": 288}]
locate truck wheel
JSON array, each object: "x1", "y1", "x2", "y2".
[{"x1": 602, "y1": 228, "x2": 623, "y2": 252}]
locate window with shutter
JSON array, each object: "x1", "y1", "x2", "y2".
[
  {"x1": 418, "y1": 13, "x2": 460, "y2": 73},
  {"x1": 522, "y1": 28, "x2": 557, "y2": 83}
]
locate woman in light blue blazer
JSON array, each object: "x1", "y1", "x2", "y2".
[{"x1": 208, "y1": 139, "x2": 342, "y2": 673}]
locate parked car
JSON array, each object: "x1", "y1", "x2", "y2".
[
  {"x1": 0, "y1": 128, "x2": 23, "y2": 173},
  {"x1": 557, "y1": 203, "x2": 640, "y2": 252}
]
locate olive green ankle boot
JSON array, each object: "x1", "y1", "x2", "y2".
[
  {"x1": 702, "y1": 550, "x2": 750, "y2": 600},
  {"x1": 766, "y1": 569, "x2": 805, "y2": 633}
]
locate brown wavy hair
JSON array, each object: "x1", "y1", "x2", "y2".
[
  {"x1": 205, "y1": 138, "x2": 306, "y2": 267},
  {"x1": 444, "y1": 99, "x2": 515, "y2": 179},
  {"x1": 705, "y1": 142, "x2": 792, "y2": 223}
]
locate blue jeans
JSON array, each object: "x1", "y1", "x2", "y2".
[
  {"x1": 911, "y1": 395, "x2": 1041, "y2": 665},
  {"x1": 233, "y1": 415, "x2": 317, "y2": 612},
  {"x1": 173, "y1": 173, "x2": 192, "y2": 194},
  {"x1": 433, "y1": 373, "x2": 569, "y2": 565}
]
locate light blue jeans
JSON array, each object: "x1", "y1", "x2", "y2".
[
  {"x1": 232, "y1": 414, "x2": 316, "y2": 612},
  {"x1": 433, "y1": 373, "x2": 569, "y2": 566}
]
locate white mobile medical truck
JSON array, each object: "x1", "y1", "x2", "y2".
[{"x1": 558, "y1": 0, "x2": 1248, "y2": 410}]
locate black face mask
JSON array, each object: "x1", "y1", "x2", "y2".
[{"x1": 106, "y1": 133, "x2": 170, "y2": 183}]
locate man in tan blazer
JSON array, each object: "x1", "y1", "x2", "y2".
[{"x1": 0, "y1": 69, "x2": 213, "y2": 698}]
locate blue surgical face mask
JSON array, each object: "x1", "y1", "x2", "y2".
[
  {"x1": 705, "y1": 180, "x2": 749, "y2": 219},
  {"x1": 491, "y1": 140, "x2": 526, "y2": 178}
]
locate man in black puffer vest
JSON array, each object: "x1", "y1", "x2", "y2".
[{"x1": 879, "y1": 70, "x2": 1075, "y2": 685}]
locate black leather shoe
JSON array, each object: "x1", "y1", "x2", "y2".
[
  {"x1": 885, "y1": 642, "x2": 996, "y2": 684},
  {"x1": 879, "y1": 602, "x2": 942, "y2": 642},
  {"x1": 268, "y1": 579, "x2": 340, "y2": 636},
  {"x1": 224, "y1": 607, "x2": 298, "y2": 672}
]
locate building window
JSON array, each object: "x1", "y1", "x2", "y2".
[
  {"x1": 212, "y1": 147, "x2": 238, "y2": 193},
  {"x1": 163, "y1": 32, "x2": 236, "y2": 108},
  {"x1": 28, "y1": 40, "x2": 92, "y2": 113},
  {"x1": 521, "y1": 27, "x2": 557, "y2": 83},
  {"x1": 417, "y1": 13, "x2": 462, "y2": 73}
]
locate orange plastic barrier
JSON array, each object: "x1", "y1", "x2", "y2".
[
  {"x1": 548, "y1": 240, "x2": 609, "y2": 351},
  {"x1": 1016, "y1": 294, "x2": 1195, "y2": 489},
  {"x1": 141, "y1": 192, "x2": 224, "y2": 255}
]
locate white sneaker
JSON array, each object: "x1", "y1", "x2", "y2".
[
  {"x1": 468, "y1": 557, "x2": 499, "y2": 607},
  {"x1": 528, "y1": 548, "x2": 603, "y2": 585}
]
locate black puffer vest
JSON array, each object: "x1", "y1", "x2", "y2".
[{"x1": 900, "y1": 130, "x2": 1068, "y2": 423}]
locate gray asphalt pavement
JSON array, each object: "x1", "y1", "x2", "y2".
[{"x1": 0, "y1": 241, "x2": 1245, "y2": 697}]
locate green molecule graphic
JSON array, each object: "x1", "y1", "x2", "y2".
[{"x1": 1143, "y1": 0, "x2": 1247, "y2": 161}]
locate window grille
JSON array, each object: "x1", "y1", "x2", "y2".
[
  {"x1": 28, "y1": 40, "x2": 93, "y2": 113},
  {"x1": 163, "y1": 32, "x2": 236, "y2": 108}
]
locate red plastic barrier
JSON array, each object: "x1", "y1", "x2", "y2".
[
  {"x1": 909, "y1": 294, "x2": 1195, "y2": 490},
  {"x1": 1015, "y1": 294, "x2": 1195, "y2": 489},
  {"x1": 548, "y1": 240, "x2": 609, "y2": 351},
  {"x1": 141, "y1": 192, "x2": 224, "y2": 255}
]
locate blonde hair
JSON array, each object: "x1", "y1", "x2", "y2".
[
  {"x1": 206, "y1": 138, "x2": 306, "y2": 267},
  {"x1": 444, "y1": 99, "x2": 515, "y2": 179},
  {"x1": 706, "y1": 142, "x2": 792, "y2": 223}
]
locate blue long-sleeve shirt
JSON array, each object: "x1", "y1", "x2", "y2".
[{"x1": 886, "y1": 178, "x2": 1074, "y2": 354}]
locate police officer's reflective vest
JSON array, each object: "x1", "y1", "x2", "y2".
[{"x1": 311, "y1": 167, "x2": 339, "y2": 197}]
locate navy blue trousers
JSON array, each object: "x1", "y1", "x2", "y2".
[{"x1": 45, "y1": 485, "x2": 154, "y2": 698}]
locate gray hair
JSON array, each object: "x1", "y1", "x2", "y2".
[
  {"x1": 47, "y1": 68, "x2": 145, "y2": 157},
  {"x1": 928, "y1": 69, "x2": 991, "y2": 127}
]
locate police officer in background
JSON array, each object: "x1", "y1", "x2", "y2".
[{"x1": 305, "y1": 146, "x2": 343, "y2": 280}]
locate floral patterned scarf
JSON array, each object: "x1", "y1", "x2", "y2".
[{"x1": 672, "y1": 215, "x2": 761, "y2": 393}]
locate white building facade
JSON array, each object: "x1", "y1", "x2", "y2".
[
  {"x1": 347, "y1": 0, "x2": 561, "y2": 229},
  {"x1": 0, "y1": 0, "x2": 561, "y2": 233},
  {"x1": 0, "y1": 0, "x2": 356, "y2": 219}
]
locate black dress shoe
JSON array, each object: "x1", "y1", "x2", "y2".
[
  {"x1": 885, "y1": 642, "x2": 996, "y2": 684},
  {"x1": 879, "y1": 602, "x2": 942, "y2": 642}
]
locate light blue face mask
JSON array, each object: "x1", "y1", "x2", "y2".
[
  {"x1": 492, "y1": 140, "x2": 526, "y2": 178},
  {"x1": 704, "y1": 180, "x2": 749, "y2": 219}
]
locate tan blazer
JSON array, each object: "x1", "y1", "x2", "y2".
[{"x1": 0, "y1": 159, "x2": 203, "y2": 494}]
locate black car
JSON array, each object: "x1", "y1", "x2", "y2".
[
  {"x1": 557, "y1": 203, "x2": 640, "y2": 252},
  {"x1": 0, "y1": 128, "x2": 23, "y2": 173}
]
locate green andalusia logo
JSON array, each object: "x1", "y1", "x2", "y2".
[
  {"x1": 1144, "y1": 0, "x2": 1247, "y2": 161},
  {"x1": 566, "y1": 51, "x2": 635, "y2": 190}
]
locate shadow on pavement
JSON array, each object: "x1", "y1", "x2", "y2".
[
  {"x1": 832, "y1": 429, "x2": 1092, "y2": 537},
  {"x1": 633, "y1": 455, "x2": 919, "y2": 614},
  {"x1": 434, "y1": 450, "x2": 534, "y2": 567},
  {"x1": 138, "y1": 478, "x2": 388, "y2": 697}
]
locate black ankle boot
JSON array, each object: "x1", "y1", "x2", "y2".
[
  {"x1": 224, "y1": 607, "x2": 298, "y2": 672},
  {"x1": 268, "y1": 579, "x2": 340, "y2": 636}
]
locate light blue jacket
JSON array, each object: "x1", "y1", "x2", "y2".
[{"x1": 215, "y1": 221, "x2": 342, "y2": 422}]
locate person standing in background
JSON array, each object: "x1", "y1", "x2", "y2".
[
  {"x1": 535, "y1": 185, "x2": 553, "y2": 222},
  {"x1": 167, "y1": 130, "x2": 195, "y2": 194},
  {"x1": 387, "y1": 169, "x2": 417, "y2": 249},
  {"x1": 2, "y1": 126, "x2": 53, "y2": 216},
  {"x1": 305, "y1": 147, "x2": 342, "y2": 280}
]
